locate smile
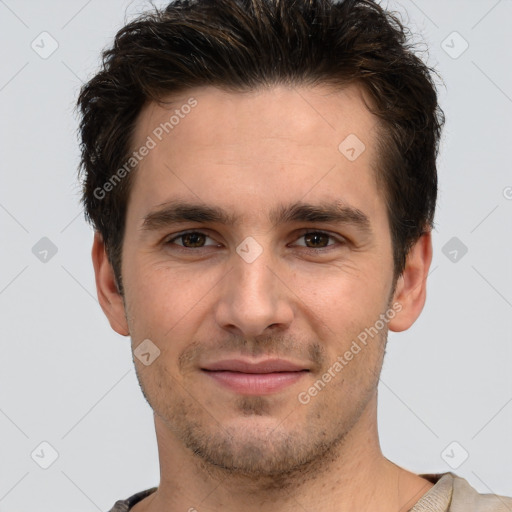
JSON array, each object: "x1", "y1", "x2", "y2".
[{"x1": 201, "y1": 359, "x2": 310, "y2": 395}]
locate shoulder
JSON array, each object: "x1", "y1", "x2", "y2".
[
  {"x1": 412, "y1": 473, "x2": 512, "y2": 512},
  {"x1": 107, "y1": 487, "x2": 158, "y2": 512},
  {"x1": 450, "y1": 473, "x2": 512, "y2": 512},
  {"x1": 415, "y1": 472, "x2": 512, "y2": 512}
]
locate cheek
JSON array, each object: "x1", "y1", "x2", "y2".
[
  {"x1": 300, "y1": 272, "x2": 392, "y2": 376},
  {"x1": 124, "y1": 260, "x2": 205, "y2": 332},
  {"x1": 304, "y1": 268, "x2": 389, "y2": 326}
]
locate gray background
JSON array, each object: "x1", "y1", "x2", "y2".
[{"x1": 0, "y1": 0, "x2": 511, "y2": 510}]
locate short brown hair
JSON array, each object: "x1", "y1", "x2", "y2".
[{"x1": 77, "y1": 0, "x2": 444, "y2": 293}]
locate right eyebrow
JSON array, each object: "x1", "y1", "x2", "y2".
[{"x1": 140, "y1": 201, "x2": 237, "y2": 232}]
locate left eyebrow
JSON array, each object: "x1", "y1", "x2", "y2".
[{"x1": 269, "y1": 202, "x2": 372, "y2": 234}]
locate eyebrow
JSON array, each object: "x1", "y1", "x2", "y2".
[{"x1": 140, "y1": 200, "x2": 372, "y2": 234}]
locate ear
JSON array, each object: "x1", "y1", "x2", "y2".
[
  {"x1": 388, "y1": 231, "x2": 433, "y2": 333},
  {"x1": 91, "y1": 232, "x2": 130, "y2": 336}
]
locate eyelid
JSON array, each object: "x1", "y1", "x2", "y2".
[
  {"x1": 290, "y1": 229, "x2": 346, "y2": 248},
  {"x1": 165, "y1": 229, "x2": 220, "y2": 247},
  {"x1": 164, "y1": 228, "x2": 346, "y2": 249}
]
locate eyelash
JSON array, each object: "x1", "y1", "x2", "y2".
[{"x1": 164, "y1": 230, "x2": 346, "y2": 252}]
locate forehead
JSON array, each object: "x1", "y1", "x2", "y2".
[
  {"x1": 127, "y1": 83, "x2": 385, "y2": 227},
  {"x1": 133, "y1": 83, "x2": 377, "y2": 152}
]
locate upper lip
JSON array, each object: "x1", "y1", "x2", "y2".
[{"x1": 201, "y1": 359, "x2": 309, "y2": 373}]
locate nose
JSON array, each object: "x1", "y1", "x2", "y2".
[{"x1": 214, "y1": 244, "x2": 294, "y2": 338}]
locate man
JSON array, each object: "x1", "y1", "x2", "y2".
[{"x1": 76, "y1": 0, "x2": 511, "y2": 511}]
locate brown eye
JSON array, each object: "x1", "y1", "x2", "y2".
[
  {"x1": 291, "y1": 230, "x2": 346, "y2": 252},
  {"x1": 180, "y1": 232, "x2": 206, "y2": 248},
  {"x1": 303, "y1": 232, "x2": 331, "y2": 248},
  {"x1": 166, "y1": 231, "x2": 218, "y2": 248}
]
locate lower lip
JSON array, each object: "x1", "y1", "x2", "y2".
[{"x1": 202, "y1": 370, "x2": 308, "y2": 395}]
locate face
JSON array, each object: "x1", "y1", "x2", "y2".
[{"x1": 94, "y1": 84, "x2": 429, "y2": 479}]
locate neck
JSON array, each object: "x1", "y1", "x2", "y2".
[{"x1": 133, "y1": 394, "x2": 433, "y2": 512}]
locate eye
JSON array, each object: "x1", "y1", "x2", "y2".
[
  {"x1": 292, "y1": 231, "x2": 343, "y2": 249},
  {"x1": 165, "y1": 231, "x2": 220, "y2": 248},
  {"x1": 164, "y1": 230, "x2": 345, "y2": 251}
]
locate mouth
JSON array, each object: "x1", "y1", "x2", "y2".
[{"x1": 201, "y1": 359, "x2": 310, "y2": 395}]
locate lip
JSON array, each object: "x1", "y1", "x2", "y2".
[
  {"x1": 201, "y1": 358, "x2": 309, "y2": 395},
  {"x1": 202, "y1": 358, "x2": 307, "y2": 373}
]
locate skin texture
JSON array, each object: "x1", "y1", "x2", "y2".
[{"x1": 92, "y1": 84, "x2": 434, "y2": 511}]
